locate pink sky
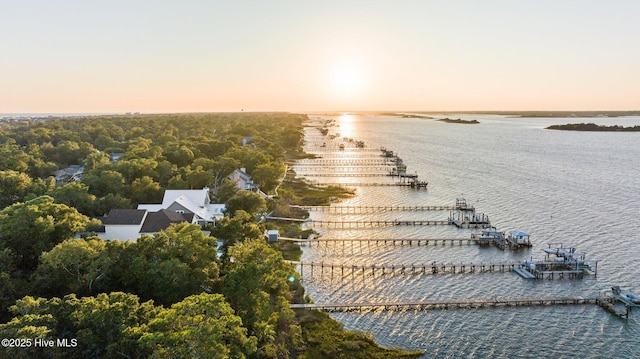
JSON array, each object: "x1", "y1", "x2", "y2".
[{"x1": 2, "y1": 1, "x2": 639, "y2": 113}]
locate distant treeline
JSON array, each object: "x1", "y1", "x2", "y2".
[
  {"x1": 546, "y1": 123, "x2": 640, "y2": 131},
  {"x1": 438, "y1": 118, "x2": 479, "y2": 124},
  {"x1": 375, "y1": 111, "x2": 640, "y2": 118}
]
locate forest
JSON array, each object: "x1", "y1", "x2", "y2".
[
  {"x1": 0, "y1": 113, "x2": 421, "y2": 358},
  {"x1": 545, "y1": 122, "x2": 640, "y2": 131}
]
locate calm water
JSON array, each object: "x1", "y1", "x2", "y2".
[{"x1": 295, "y1": 114, "x2": 640, "y2": 359}]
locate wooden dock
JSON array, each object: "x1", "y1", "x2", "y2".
[
  {"x1": 303, "y1": 219, "x2": 452, "y2": 228},
  {"x1": 596, "y1": 297, "x2": 630, "y2": 319},
  {"x1": 287, "y1": 260, "x2": 522, "y2": 277},
  {"x1": 269, "y1": 218, "x2": 489, "y2": 229},
  {"x1": 293, "y1": 165, "x2": 397, "y2": 171},
  {"x1": 295, "y1": 159, "x2": 398, "y2": 165},
  {"x1": 291, "y1": 296, "x2": 597, "y2": 312},
  {"x1": 292, "y1": 204, "x2": 472, "y2": 213},
  {"x1": 314, "y1": 182, "x2": 425, "y2": 187},
  {"x1": 295, "y1": 172, "x2": 394, "y2": 177},
  {"x1": 280, "y1": 236, "x2": 479, "y2": 246}
]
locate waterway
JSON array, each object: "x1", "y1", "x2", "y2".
[{"x1": 294, "y1": 114, "x2": 640, "y2": 359}]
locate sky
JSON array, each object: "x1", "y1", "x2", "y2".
[{"x1": 1, "y1": 0, "x2": 639, "y2": 113}]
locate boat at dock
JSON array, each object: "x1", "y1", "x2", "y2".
[
  {"x1": 611, "y1": 286, "x2": 640, "y2": 305},
  {"x1": 516, "y1": 244, "x2": 600, "y2": 279},
  {"x1": 506, "y1": 230, "x2": 532, "y2": 247},
  {"x1": 471, "y1": 228, "x2": 506, "y2": 249}
]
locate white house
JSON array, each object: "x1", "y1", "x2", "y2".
[
  {"x1": 97, "y1": 188, "x2": 226, "y2": 241},
  {"x1": 137, "y1": 187, "x2": 225, "y2": 225},
  {"x1": 99, "y1": 209, "x2": 147, "y2": 241},
  {"x1": 98, "y1": 208, "x2": 198, "y2": 241}
]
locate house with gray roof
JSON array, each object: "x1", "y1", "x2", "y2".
[
  {"x1": 97, "y1": 188, "x2": 225, "y2": 241},
  {"x1": 227, "y1": 168, "x2": 258, "y2": 191},
  {"x1": 98, "y1": 208, "x2": 198, "y2": 241},
  {"x1": 137, "y1": 187, "x2": 225, "y2": 224}
]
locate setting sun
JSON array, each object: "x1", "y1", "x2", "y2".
[{"x1": 329, "y1": 62, "x2": 366, "y2": 98}]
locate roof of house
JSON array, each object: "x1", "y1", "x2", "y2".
[
  {"x1": 230, "y1": 168, "x2": 251, "y2": 180},
  {"x1": 136, "y1": 188, "x2": 224, "y2": 222},
  {"x1": 139, "y1": 209, "x2": 194, "y2": 233},
  {"x1": 54, "y1": 165, "x2": 85, "y2": 178},
  {"x1": 161, "y1": 188, "x2": 210, "y2": 207},
  {"x1": 101, "y1": 209, "x2": 147, "y2": 225}
]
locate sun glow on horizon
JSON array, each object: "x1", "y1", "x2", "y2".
[{"x1": 328, "y1": 61, "x2": 367, "y2": 99}]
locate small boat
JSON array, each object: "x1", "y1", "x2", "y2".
[
  {"x1": 507, "y1": 230, "x2": 531, "y2": 246},
  {"x1": 543, "y1": 247, "x2": 575, "y2": 258},
  {"x1": 612, "y1": 286, "x2": 640, "y2": 304}
]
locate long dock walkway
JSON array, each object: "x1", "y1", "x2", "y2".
[
  {"x1": 295, "y1": 172, "x2": 393, "y2": 177},
  {"x1": 293, "y1": 165, "x2": 396, "y2": 171},
  {"x1": 280, "y1": 236, "x2": 479, "y2": 246},
  {"x1": 292, "y1": 204, "x2": 472, "y2": 213},
  {"x1": 313, "y1": 182, "x2": 420, "y2": 187},
  {"x1": 303, "y1": 219, "x2": 452, "y2": 228},
  {"x1": 287, "y1": 260, "x2": 522, "y2": 276},
  {"x1": 296, "y1": 159, "x2": 397, "y2": 165},
  {"x1": 290, "y1": 296, "x2": 597, "y2": 312},
  {"x1": 269, "y1": 218, "x2": 490, "y2": 229},
  {"x1": 316, "y1": 182, "x2": 424, "y2": 187}
]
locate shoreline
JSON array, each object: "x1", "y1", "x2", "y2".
[{"x1": 275, "y1": 116, "x2": 424, "y2": 357}]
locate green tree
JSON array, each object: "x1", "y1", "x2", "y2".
[
  {"x1": 0, "y1": 196, "x2": 93, "y2": 271},
  {"x1": 0, "y1": 293, "x2": 157, "y2": 359},
  {"x1": 140, "y1": 293, "x2": 257, "y2": 359},
  {"x1": 155, "y1": 160, "x2": 176, "y2": 186},
  {"x1": 214, "y1": 178, "x2": 239, "y2": 203},
  {"x1": 0, "y1": 249, "x2": 22, "y2": 322},
  {"x1": 52, "y1": 140, "x2": 95, "y2": 166},
  {"x1": 167, "y1": 174, "x2": 189, "y2": 189},
  {"x1": 71, "y1": 292, "x2": 158, "y2": 358},
  {"x1": 0, "y1": 139, "x2": 31, "y2": 172},
  {"x1": 82, "y1": 169, "x2": 126, "y2": 197},
  {"x1": 210, "y1": 210, "x2": 262, "y2": 259},
  {"x1": 82, "y1": 151, "x2": 111, "y2": 171},
  {"x1": 114, "y1": 224, "x2": 221, "y2": 306},
  {"x1": 115, "y1": 158, "x2": 159, "y2": 184},
  {"x1": 31, "y1": 238, "x2": 107, "y2": 297},
  {"x1": 123, "y1": 137, "x2": 163, "y2": 159},
  {"x1": 46, "y1": 182, "x2": 97, "y2": 216},
  {"x1": 94, "y1": 193, "x2": 132, "y2": 216},
  {"x1": 212, "y1": 156, "x2": 241, "y2": 189},
  {"x1": 0, "y1": 170, "x2": 36, "y2": 208},
  {"x1": 166, "y1": 145, "x2": 195, "y2": 167},
  {"x1": 222, "y1": 240, "x2": 302, "y2": 358},
  {"x1": 251, "y1": 162, "x2": 285, "y2": 194},
  {"x1": 226, "y1": 190, "x2": 267, "y2": 217},
  {"x1": 185, "y1": 165, "x2": 211, "y2": 189},
  {"x1": 129, "y1": 176, "x2": 163, "y2": 204}
]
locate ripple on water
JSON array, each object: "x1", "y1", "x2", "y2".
[{"x1": 299, "y1": 115, "x2": 640, "y2": 358}]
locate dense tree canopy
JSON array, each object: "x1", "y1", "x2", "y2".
[
  {"x1": 0, "y1": 292, "x2": 158, "y2": 359},
  {"x1": 0, "y1": 196, "x2": 94, "y2": 271},
  {"x1": 140, "y1": 293, "x2": 257, "y2": 358},
  {"x1": 1, "y1": 113, "x2": 305, "y2": 212},
  {"x1": 0, "y1": 113, "x2": 412, "y2": 358},
  {"x1": 222, "y1": 240, "x2": 303, "y2": 358}
]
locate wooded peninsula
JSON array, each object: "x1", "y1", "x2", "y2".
[
  {"x1": 0, "y1": 113, "x2": 421, "y2": 358},
  {"x1": 437, "y1": 118, "x2": 479, "y2": 124},
  {"x1": 546, "y1": 123, "x2": 640, "y2": 131}
]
